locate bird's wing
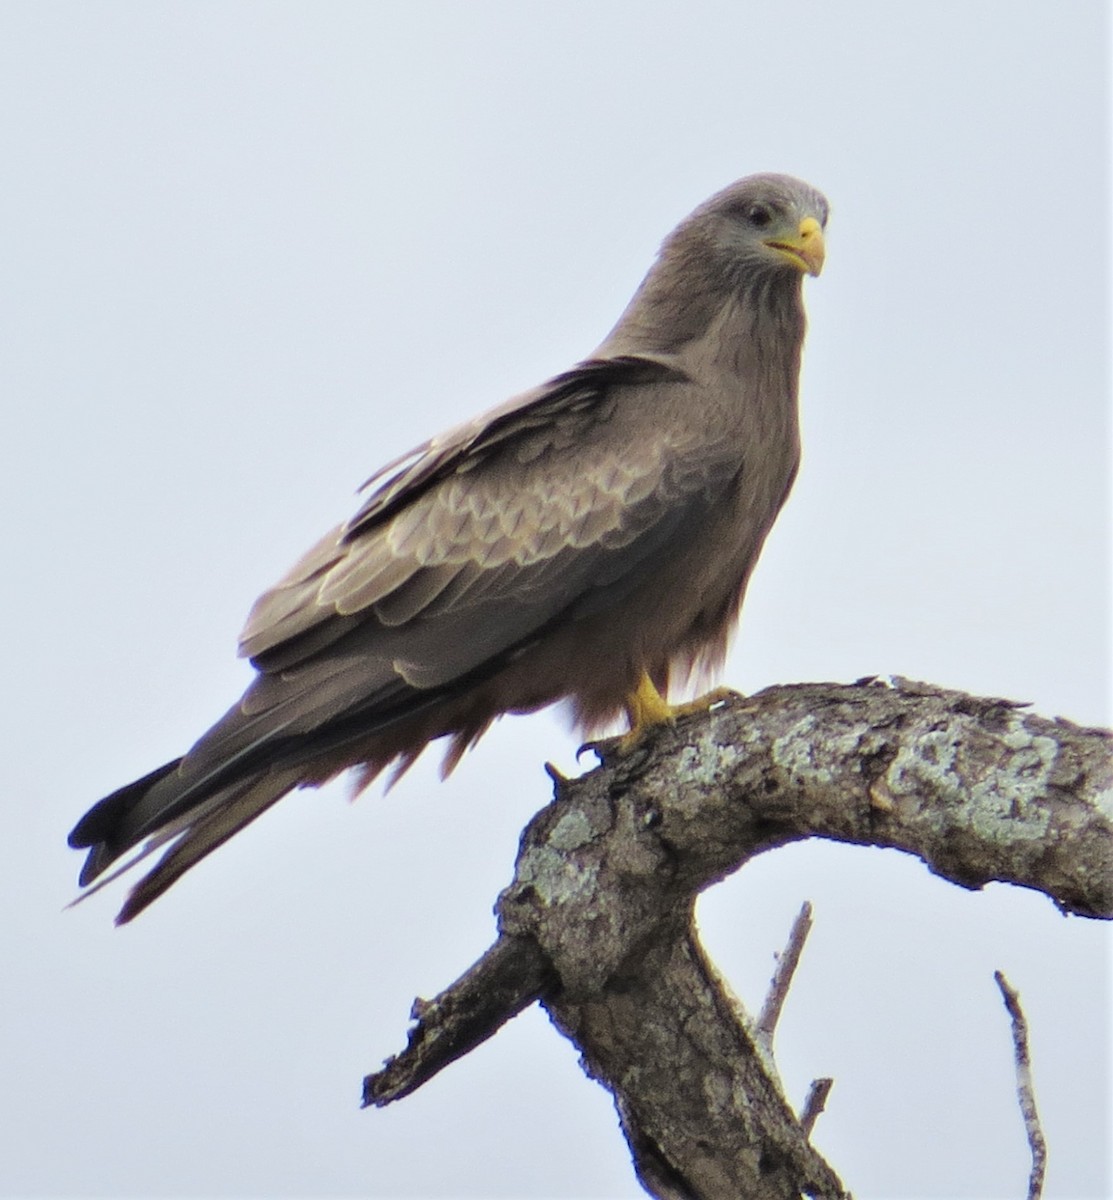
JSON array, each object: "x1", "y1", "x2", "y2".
[
  {"x1": 167, "y1": 355, "x2": 742, "y2": 790},
  {"x1": 237, "y1": 354, "x2": 708, "y2": 677},
  {"x1": 344, "y1": 355, "x2": 684, "y2": 537}
]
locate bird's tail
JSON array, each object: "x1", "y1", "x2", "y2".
[
  {"x1": 69, "y1": 760, "x2": 185, "y2": 884},
  {"x1": 68, "y1": 762, "x2": 303, "y2": 923}
]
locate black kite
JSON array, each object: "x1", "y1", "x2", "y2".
[{"x1": 70, "y1": 173, "x2": 828, "y2": 921}]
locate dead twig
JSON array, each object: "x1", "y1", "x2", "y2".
[
  {"x1": 756, "y1": 900, "x2": 814, "y2": 1051},
  {"x1": 994, "y1": 970, "x2": 1047, "y2": 1200},
  {"x1": 753, "y1": 903, "x2": 835, "y2": 1141},
  {"x1": 799, "y1": 1077, "x2": 834, "y2": 1137}
]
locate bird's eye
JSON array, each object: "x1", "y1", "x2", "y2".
[{"x1": 746, "y1": 204, "x2": 773, "y2": 228}]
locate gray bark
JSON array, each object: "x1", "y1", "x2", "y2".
[{"x1": 364, "y1": 677, "x2": 1112, "y2": 1198}]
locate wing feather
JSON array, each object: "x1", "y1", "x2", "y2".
[
  {"x1": 238, "y1": 357, "x2": 685, "y2": 666},
  {"x1": 372, "y1": 563, "x2": 465, "y2": 627},
  {"x1": 343, "y1": 356, "x2": 680, "y2": 537},
  {"x1": 216, "y1": 354, "x2": 742, "y2": 763},
  {"x1": 326, "y1": 549, "x2": 421, "y2": 616}
]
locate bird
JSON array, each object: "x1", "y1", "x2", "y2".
[{"x1": 69, "y1": 172, "x2": 828, "y2": 922}]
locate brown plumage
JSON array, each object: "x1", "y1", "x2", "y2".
[{"x1": 69, "y1": 173, "x2": 828, "y2": 922}]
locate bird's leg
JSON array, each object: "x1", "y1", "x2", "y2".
[
  {"x1": 621, "y1": 673, "x2": 675, "y2": 744},
  {"x1": 617, "y1": 674, "x2": 739, "y2": 754},
  {"x1": 578, "y1": 676, "x2": 740, "y2": 765}
]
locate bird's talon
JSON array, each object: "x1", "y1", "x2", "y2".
[{"x1": 576, "y1": 737, "x2": 624, "y2": 765}]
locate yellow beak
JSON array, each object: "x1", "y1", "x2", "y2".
[{"x1": 765, "y1": 215, "x2": 825, "y2": 277}]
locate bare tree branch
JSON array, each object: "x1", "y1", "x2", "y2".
[
  {"x1": 364, "y1": 678, "x2": 1112, "y2": 1198},
  {"x1": 799, "y1": 1078, "x2": 834, "y2": 1138},
  {"x1": 363, "y1": 935, "x2": 553, "y2": 1107},
  {"x1": 995, "y1": 971, "x2": 1048, "y2": 1200},
  {"x1": 757, "y1": 901, "x2": 814, "y2": 1051}
]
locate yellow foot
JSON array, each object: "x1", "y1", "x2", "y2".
[
  {"x1": 667, "y1": 685, "x2": 739, "y2": 719},
  {"x1": 615, "y1": 676, "x2": 740, "y2": 754}
]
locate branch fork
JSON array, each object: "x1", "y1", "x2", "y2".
[{"x1": 364, "y1": 678, "x2": 1111, "y2": 1197}]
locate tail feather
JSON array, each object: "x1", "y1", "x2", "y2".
[
  {"x1": 67, "y1": 646, "x2": 506, "y2": 918},
  {"x1": 68, "y1": 744, "x2": 310, "y2": 921},
  {"x1": 68, "y1": 760, "x2": 184, "y2": 886},
  {"x1": 113, "y1": 768, "x2": 303, "y2": 924},
  {"x1": 65, "y1": 797, "x2": 225, "y2": 914}
]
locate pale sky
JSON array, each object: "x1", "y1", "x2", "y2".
[{"x1": 2, "y1": 3, "x2": 1109, "y2": 1197}]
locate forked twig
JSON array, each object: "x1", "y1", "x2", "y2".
[{"x1": 753, "y1": 901, "x2": 835, "y2": 1140}]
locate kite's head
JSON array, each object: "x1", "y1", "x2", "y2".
[
  {"x1": 684, "y1": 173, "x2": 829, "y2": 280},
  {"x1": 595, "y1": 172, "x2": 828, "y2": 358}
]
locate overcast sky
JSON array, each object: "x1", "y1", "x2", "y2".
[{"x1": 1, "y1": 3, "x2": 1109, "y2": 1198}]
